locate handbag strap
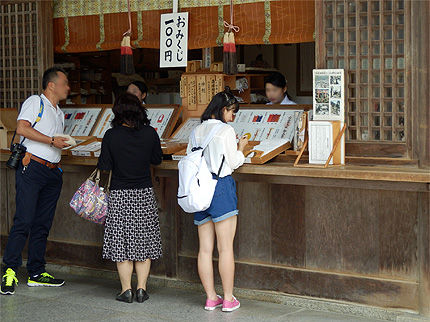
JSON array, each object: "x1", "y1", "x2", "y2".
[
  {"x1": 91, "y1": 167, "x2": 112, "y2": 191},
  {"x1": 88, "y1": 168, "x2": 98, "y2": 182},
  {"x1": 104, "y1": 171, "x2": 112, "y2": 192}
]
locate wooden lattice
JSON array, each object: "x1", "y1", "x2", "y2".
[
  {"x1": 1, "y1": 1, "x2": 44, "y2": 108},
  {"x1": 323, "y1": 0, "x2": 406, "y2": 142}
]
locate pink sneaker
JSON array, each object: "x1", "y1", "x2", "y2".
[
  {"x1": 204, "y1": 295, "x2": 223, "y2": 311},
  {"x1": 222, "y1": 295, "x2": 240, "y2": 312}
]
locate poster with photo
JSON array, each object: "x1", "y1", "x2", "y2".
[{"x1": 313, "y1": 69, "x2": 344, "y2": 121}]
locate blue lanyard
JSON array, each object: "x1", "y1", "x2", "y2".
[{"x1": 18, "y1": 96, "x2": 45, "y2": 145}]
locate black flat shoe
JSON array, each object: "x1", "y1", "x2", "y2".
[
  {"x1": 136, "y1": 288, "x2": 149, "y2": 303},
  {"x1": 116, "y1": 289, "x2": 133, "y2": 303}
]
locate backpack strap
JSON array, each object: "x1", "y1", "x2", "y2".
[
  {"x1": 215, "y1": 155, "x2": 225, "y2": 179},
  {"x1": 191, "y1": 122, "x2": 226, "y2": 152}
]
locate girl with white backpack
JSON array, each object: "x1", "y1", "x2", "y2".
[{"x1": 186, "y1": 87, "x2": 248, "y2": 312}]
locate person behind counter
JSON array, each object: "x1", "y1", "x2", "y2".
[
  {"x1": 97, "y1": 93, "x2": 163, "y2": 303},
  {"x1": 187, "y1": 87, "x2": 248, "y2": 312},
  {"x1": 126, "y1": 81, "x2": 148, "y2": 104},
  {"x1": 265, "y1": 71, "x2": 296, "y2": 105},
  {"x1": 1, "y1": 67, "x2": 70, "y2": 296}
]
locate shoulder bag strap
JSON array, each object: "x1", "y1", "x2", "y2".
[{"x1": 11, "y1": 96, "x2": 45, "y2": 149}]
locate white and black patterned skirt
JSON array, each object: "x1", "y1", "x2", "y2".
[{"x1": 102, "y1": 187, "x2": 162, "y2": 262}]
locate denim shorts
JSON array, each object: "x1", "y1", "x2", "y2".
[{"x1": 193, "y1": 175, "x2": 238, "y2": 226}]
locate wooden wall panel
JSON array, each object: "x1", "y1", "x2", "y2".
[
  {"x1": 378, "y1": 190, "x2": 418, "y2": 279},
  {"x1": 236, "y1": 182, "x2": 271, "y2": 262},
  {"x1": 48, "y1": 165, "x2": 104, "y2": 245},
  {"x1": 178, "y1": 255, "x2": 419, "y2": 311},
  {"x1": 271, "y1": 184, "x2": 306, "y2": 267},
  {"x1": 305, "y1": 187, "x2": 380, "y2": 275},
  {"x1": 151, "y1": 175, "x2": 179, "y2": 277},
  {"x1": 177, "y1": 178, "x2": 198, "y2": 257}
]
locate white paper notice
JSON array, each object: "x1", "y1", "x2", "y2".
[
  {"x1": 308, "y1": 121, "x2": 334, "y2": 164},
  {"x1": 160, "y1": 12, "x2": 188, "y2": 68}
]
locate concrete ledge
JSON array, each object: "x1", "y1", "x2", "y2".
[{"x1": 42, "y1": 262, "x2": 428, "y2": 322}]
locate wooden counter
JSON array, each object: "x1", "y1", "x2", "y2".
[
  {"x1": 1, "y1": 155, "x2": 429, "y2": 316},
  {"x1": 2, "y1": 153, "x2": 428, "y2": 185}
]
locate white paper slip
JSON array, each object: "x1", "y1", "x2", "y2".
[
  {"x1": 248, "y1": 139, "x2": 290, "y2": 158},
  {"x1": 71, "y1": 151, "x2": 91, "y2": 157},
  {"x1": 172, "y1": 154, "x2": 185, "y2": 161},
  {"x1": 70, "y1": 141, "x2": 102, "y2": 155}
]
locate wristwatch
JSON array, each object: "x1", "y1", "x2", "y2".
[{"x1": 50, "y1": 136, "x2": 55, "y2": 147}]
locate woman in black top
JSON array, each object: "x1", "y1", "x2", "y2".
[{"x1": 98, "y1": 93, "x2": 163, "y2": 303}]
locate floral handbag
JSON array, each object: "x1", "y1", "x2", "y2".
[{"x1": 69, "y1": 168, "x2": 112, "y2": 224}]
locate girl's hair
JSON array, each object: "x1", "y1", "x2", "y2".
[
  {"x1": 111, "y1": 93, "x2": 150, "y2": 129},
  {"x1": 201, "y1": 87, "x2": 239, "y2": 123},
  {"x1": 264, "y1": 71, "x2": 293, "y2": 101}
]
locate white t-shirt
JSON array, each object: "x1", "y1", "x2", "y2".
[
  {"x1": 266, "y1": 95, "x2": 297, "y2": 105},
  {"x1": 17, "y1": 94, "x2": 65, "y2": 163},
  {"x1": 186, "y1": 119, "x2": 245, "y2": 178}
]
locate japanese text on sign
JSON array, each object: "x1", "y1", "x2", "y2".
[{"x1": 160, "y1": 12, "x2": 188, "y2": 68}]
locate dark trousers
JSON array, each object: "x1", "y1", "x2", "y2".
[{"x1": 2, "y1": 159, "x2": 62, "y2": 276}]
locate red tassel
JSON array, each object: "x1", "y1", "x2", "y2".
[
  {"x1": 120, "y1": 35, "x2": 135, "y2": 75},
  {"x1": 223, "y1": 32, "x2": 237, "y2": 75}
]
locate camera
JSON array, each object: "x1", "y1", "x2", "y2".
[{"x1": 7, "y1": 143, "x2": 27, "y2": 169}]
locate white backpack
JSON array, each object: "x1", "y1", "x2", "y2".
[{"x1": 177, "y1": 123, "x2": 226, "y2": 213}]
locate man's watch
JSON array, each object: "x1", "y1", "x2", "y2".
[{"x1": 50, "y1": 136, "x2": 55, "y2": 147}]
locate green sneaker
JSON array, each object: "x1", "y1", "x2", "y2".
[
  {"x1": 1, "y1": 268, "x2": 18, "y2": 295},
  {"x1": 27, "y1": 272, "x2": 65, "y2": 287}
]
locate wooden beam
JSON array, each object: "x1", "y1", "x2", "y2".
[{"x1": 410, "y1": 0, "x2": 430, "y2": 169}]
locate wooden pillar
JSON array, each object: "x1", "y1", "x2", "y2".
[
  {"x1": 314, "y1": 1, "x2": 325, "y2": 69},
  {"x1": 418, "y1": 192, "x2": 430, "y2": 317},
  {"x1": 36, "y1": 0, "x2": 54, "y2": 91},
  {"x1": 410, "y1": 0, "x2": 430, "y2": 169}
]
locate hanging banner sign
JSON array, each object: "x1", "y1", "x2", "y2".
[{"x1": 159, "y1": 12, "x2": 189, "y2": 68}]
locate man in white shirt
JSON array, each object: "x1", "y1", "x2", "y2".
[{"x1": 1, "y1": 67, "x2": 70, "y2": 296}]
